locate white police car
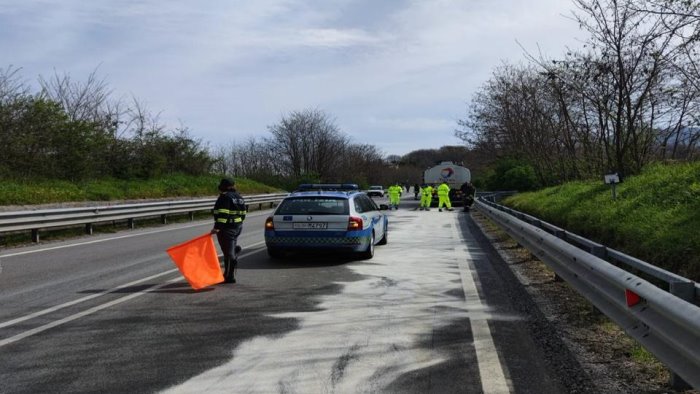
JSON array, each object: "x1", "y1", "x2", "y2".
[{"x1": 264, "y1": 184, "x2": 389, "y2": 259}]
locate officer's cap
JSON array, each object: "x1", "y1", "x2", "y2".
[{"x1": 218, "y1": 178, "x2": 235, "y2": 191}]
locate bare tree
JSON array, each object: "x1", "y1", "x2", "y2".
[
  {"x1": 0, "y1": 65, "x2": 29, "y2": 104},
  {"x1": 266, "y1": 109, "x2": 350, "y2": 180},
  {"x1": 39, "y1": 68, "x2": 113, "y2": 124},
  {"x1": 516, "y1": 0, "x2": 700, "y2": 176}
]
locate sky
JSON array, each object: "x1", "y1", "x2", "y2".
[{"x1": 0, "y1": 0, "x2": 585, "y2": 156}]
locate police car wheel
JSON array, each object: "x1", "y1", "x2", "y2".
[
  {"x1": 377, "y1": 227, "x2": 388, "y2": 245},
  {"x1": 360, "y1": 232, "x2": 375, "y2": 259},
  {"x1": 267, "y1": 248, "x2": 283, "y2": 259}
]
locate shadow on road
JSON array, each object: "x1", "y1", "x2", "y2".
[{"x1": 77, "y1": 282, "x2": 214, "y2": 294}]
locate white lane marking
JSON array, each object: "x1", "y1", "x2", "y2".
[
  {"x1": 0, "y1": 211, "x2": 269, "y2": 258},
  {"x1": 0, "y1": 270, "x2": 178, "y2": 329},
  {"x1": 453, "y1": 218, "x2": 511, "y2": 393},
  {"x1": 455, "y1": 238, "x2": 511, "y2": 393},
  {"x1": 0, "y1": 223, "x2": 208, "y2": 258},
  {"x1": 0, "y1": 242, "x2": 266, "y2": 330},
  {"x1": 0, "y1": 277, "x2": 184, "y2": 348}
]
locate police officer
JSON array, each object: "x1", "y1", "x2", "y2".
[
  {"x1": 437, "y1": 181, "x2": 453, "y2": 212},
  {"x1": 460, "y1": 181, "x2": 476, "y2": 212},
  {"x1": 211, "y1": 178, "x2": 246, "y2": 283}
]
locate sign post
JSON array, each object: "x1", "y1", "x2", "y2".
[{"x1": 604, "y1": 173, "x2": 620, "y2": 200}]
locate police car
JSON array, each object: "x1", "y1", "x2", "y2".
[{"x1": 264, "y1": 184, "x2": 389, "y2": 259}]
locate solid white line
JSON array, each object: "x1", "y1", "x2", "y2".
[
  {"x1": 0, "y1": 211, "x2": 269, "y2": 258},
  {"x1": 0, "y1": 241, "x2": 266, "y2": 330},
  {"x1": 0, "y1": 277, "x2": 184, "y2": 348},
  {"x1": 453, "y1": 221, "x2": 511, "y2": 394}
]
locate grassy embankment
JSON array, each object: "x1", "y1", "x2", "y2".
[
  {"x1": 0, "y1": 174, "x2": 286, "y2": 244},
  {"x1": 0, "y1": 174, "x2": 285, "y2": 206},
  {"x1": 502, "y1": 162, "x2": 700, "y2": 282}
]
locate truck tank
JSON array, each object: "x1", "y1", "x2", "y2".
[{"x1": 423, "y1": 161, "x2": 471, "y2": 206}]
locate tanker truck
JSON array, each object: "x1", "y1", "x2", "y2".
[{"x1": 423, "y1": 161, "x2": 471, "y2": 206}]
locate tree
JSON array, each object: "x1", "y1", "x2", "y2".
[
  {"x1": 458, "y1": 0, "x2": 700, "y2": 186},
  {"x1": 266, "y1": 109, "x2": 350, "y2": 180}
]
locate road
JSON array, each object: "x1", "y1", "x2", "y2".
[{"x1": 0, "y1": 196, "x2": 588, "y2": 393}]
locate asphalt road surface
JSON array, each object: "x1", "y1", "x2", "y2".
[{"x1": 0, "y1": 196, "x2": 587, "y2": 393}]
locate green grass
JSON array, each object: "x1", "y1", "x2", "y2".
[
  {"x1": 503, "y1": 162, "x2": 700, "y2": 281},
  {"x1": 0, "y1": 174, "x2": 286, "y2": 206}
]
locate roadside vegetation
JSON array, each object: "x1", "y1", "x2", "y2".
[
  {"x1": 502, "y1": 162, "x2": 700, "y2": 281},
  {"x1": 0, "y1": 174, "x2": 283, "y2": 206}
]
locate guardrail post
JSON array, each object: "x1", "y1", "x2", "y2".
[
  {"x1": 188, "y1": 212, "x2": 194, "y2": 221},
  {"x1": 161, "y1": 214, "x2": 167, "y2": 224},
  {"x1": 590, "y1": 245, "x2": 606, "y2": 259},
  {"x1": 552, "y1": 229, "x2": 566, "y2": 282},
  {"x1": 128, "y1": 218, "x2": 135, "y2": 229},
  {"x1": 31, "y1": 229, "x2": 39, "y2": 243},
  {"x1": 669, "y1": 279, "x2": 695, "y2": 389},
  {"x1": 85, "y1": 223, "x2": 93, "y2": 235},
  {"x1": 669, "y1": 280, "x2": 695, "y2": 302}
]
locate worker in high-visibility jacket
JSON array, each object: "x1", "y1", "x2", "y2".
[
  {"x1": 437, "y1": 182, "x2": 453, "y2": 212},
  {"x1": 388, "y1": 183, "x2": 402, "y2": 210},
  {"x1": 419, "y1": 184, "x2": 433, "y2": 210}
]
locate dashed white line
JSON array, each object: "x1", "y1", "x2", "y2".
[
  {"x1": 0, "y1": 242, "x2": 266, "y2": 346},
  {"x1": 0, "y1": 277, "x2": 184, "y2": 348},
  {"x1": 0, "y1": 269, "x2": 179, "y2": 329}
]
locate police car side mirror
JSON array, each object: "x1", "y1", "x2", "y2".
[{"x1": 379, "y1": 204, "x2": 390, "y2": 210}]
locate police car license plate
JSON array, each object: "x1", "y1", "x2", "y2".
[{"x1": 293, "y1": 222, "x2": 328, "y2": 229}]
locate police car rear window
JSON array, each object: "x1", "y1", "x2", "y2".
[{"x1": 277, "y1": 197, "x2": 349, "y2": 215}]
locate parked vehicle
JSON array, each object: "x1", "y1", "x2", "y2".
[
  {"x1": 366, "y1": 185, "x2": 385, "y2": 198},
  {"x1": 423, "y1": 161, "x2": 471, "y2": 206},
  {"x1": 264, "y1": 184, "x2": 389, "y2": 259}
]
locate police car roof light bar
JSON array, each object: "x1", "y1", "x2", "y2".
[{"x1": 296, "y1": 183, "x2": 359, "y2": 192}]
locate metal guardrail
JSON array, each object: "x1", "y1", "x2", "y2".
[
  {"x1": 0, "y1": 193, "x2": 289, "y2": 242},
  {"x1": 476, "y1": 197, "x2": 700, "y2": 389}
]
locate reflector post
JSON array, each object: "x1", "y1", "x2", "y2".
[{"x1": 625, "y1": 289, "x2": 641, "y2": 307}]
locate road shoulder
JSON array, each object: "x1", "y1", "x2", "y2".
[{"x1": 469, "y1": 209, "x2": 695, "y2": 394}]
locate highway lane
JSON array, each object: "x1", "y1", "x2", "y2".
[{"x1": 0, "y1": 196, "x2": 587, "y2": 393}]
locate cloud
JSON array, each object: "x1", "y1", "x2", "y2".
[
  {"x1": 0, "y1": 0, "x2": 585, "y2": 156},
  {"x1": 368, "y1": 116, "x2": 456, "y2": 132}
]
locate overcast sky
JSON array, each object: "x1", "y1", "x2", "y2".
[{"x1": 0, "y1": 0, "x2": 584, "y2": 156}]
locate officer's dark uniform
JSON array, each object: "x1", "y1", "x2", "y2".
[
  {"x1": 213, "y1": 179, "x2": 247, "y2": 283},
  {"x1": 460, "y1": 182, "x2": 476, "y2": 212}
]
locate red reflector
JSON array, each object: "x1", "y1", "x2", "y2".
[{"x1": 625, "y1": 289, "x2": 641, "y2": 307}]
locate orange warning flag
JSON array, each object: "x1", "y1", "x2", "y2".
[{"x1": 166, "y1": 233, "x2": 223, "y2": 290}]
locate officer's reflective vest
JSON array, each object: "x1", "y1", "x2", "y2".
[{"x1": 213, "y1": 190, "x2": 247, "y2": 228}]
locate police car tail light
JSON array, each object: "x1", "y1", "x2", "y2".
[
  {"x1": 347, "y1": 216, "x2": 363, "y2": 230},
  {"x1": 265, "y1": 217, "x2": 275, "y2": 230}
]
